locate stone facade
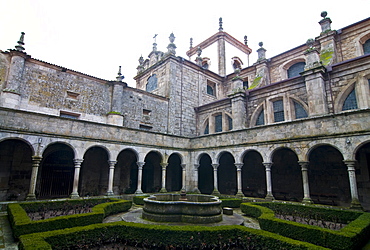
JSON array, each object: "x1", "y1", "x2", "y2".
[{"x1": 1, "y1": 13, "x2": 370, "y2": 210}]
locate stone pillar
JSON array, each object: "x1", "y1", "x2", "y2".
[
  {"x1": 160, "y1": 163, "x2": 168, "y2": 193},
  {"x1": 26, "y1": 156, "x2": 42, "y2": 200},
  {"x1": 193, "y1": 164, "x2": 200, "y2": 193},
  {"x1": 228, "y1": 89, "x2": 247, "y2": 130},
  {"x1": 344, "y1": 160, "x2": 363, "y2": 210},
  {"x1": 106, "y1": 161, "x2": 116, "y2": 196},
  {"x1": 235, "y1": 163, "x2": 244, "y2": 197},
  {"x1": 217, "y1": 21, "x2": 226, "y2": 77},
  {"x1": 263, "y1": 162, "x2": 274, "y2": 200},
  {"x1": 298, "y1": 161, "x2": 313, "y2": 203},
  {"x1": 70, "y1": 159, "x2": 83, "y2": 199},
  {"x1": 181, "y1": 164, "x2": 186, "y2": 191},
  {"x1": 212, "y1": 164, "x2": 220, "y2": 195},
  {"x1": 135, "y1": 162, "x2": 144, "y2": 194}
]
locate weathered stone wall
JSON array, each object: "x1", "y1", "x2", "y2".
[{"x1": 0, "y1": 52, "x2": 9, "y2": 90}]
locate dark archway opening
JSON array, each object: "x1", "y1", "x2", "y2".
[
  {"x1": 166, "y1": 154, "x2": 182, "y2": 192},
  {"x1": 80, "y1": 147, "x2": 109, "y2": 196},
  {"x1": 272, "y1": 148, "x2": 303, "y2": 201},
  {"x1": 198, "y1": 154, "x2": 213, "y2": 194},
  {"x1": 309, "y1": 145, "x2": 350, "y2": 206},
  {"x1": 355, "y1": 142, "x2": 370, "y2": 211},
  {"x1": 39, "y1": 143, "x2": 74, "y2": 198},
  {"x1": 218, "y1": 152, "x2": 236, "y2": 195},
  {"x1": 115, "y1": 149, "x2": 138, "y2": 194},
  {"x1": 0, "y1": 139, "x2": 33, "y2": 201},
  {"x1": 242, "y1": 150, "x2": 266, "y2": 198},
  {"x1": 142, "y1": 152, "x2": 162, "y2": 193}
]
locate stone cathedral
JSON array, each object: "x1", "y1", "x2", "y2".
[{"x1": 1, "y1": 12, "x2": 370, "y2": 210}]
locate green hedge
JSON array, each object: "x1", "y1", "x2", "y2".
[
  {"x1": 19, "y1": 220, "x2": 329, "y2": 249},
  {"x1": 132, "y1": 195, "x2": 149, "y2": 205},
  {"x1": 8, "y1": 198, "x2": 131, "y2": 239},
  {"x1": 220, "y1": 198, "x2": 242, "y2": 208},
  {"x1": 240, "y1": 202, "x2": 370, "y2": 250}
]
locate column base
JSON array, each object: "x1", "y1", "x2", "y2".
[
  {"x1": 212, "y1": 189, "x2": 220, "y2": 196},
  {"x1": 302, "y1": 197, "x2": 314, "y2": 204},
  {"x1": 193, "y1": 188, "x2": 201, "y2": 194},
  {"x1": 70, "y1": 192, "x2": 80, "y2": 199},
  {"x1": 160, "y1": 187, "x2": 167, "y2": 193},
  {"x1": 265, "y1": 193, "x2": 274, "y2": 201},
  {"x1": 350, "y1": 198, "x2": 363, "y2": 211},
  {"x1": 26, "y1": 194, "x2": 36, "y2": 200},
  {"x1": 236, "y1": 191, "x2": 244, "y2": 198},
  {"x1": 135, "y1": 189, "x2": 143, "y2": 194},
  {"x1": 106, "y1": 191, "x2": 114, "y2": 196}
]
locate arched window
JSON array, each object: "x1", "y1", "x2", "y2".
[
  {"x1": 342, "y1": 89, "x2": 358, "y2": 111},
  {"x1": 215, "y1": 114, "x2": 222, "y2": 132},
  {"x1": 256, "y1": 109, "x2": 265, "y2": 126},
  {"x1": 146, "y1": 74, "x2": 157, "y2": 92},
  {"x1": 363, "y1": 39, "x2": 370, "y2": 55},
  {"x1": 293, "y1": 101, "x2": 308, "y2": 119},
  {"x1": 204, "y1": 123, "x2": 209, "y2": 135},
  {"x1": 227, "y1": 115, "x2": 233, "y2": 130},
  {"x1": 287, "y1": 62, "x2": 306, "y2": 78},
  {"x1": 273, "y1": 100, "x2": 284, "y2": 122},
  {"x1": 206, "y1": 80, "x2": 216, "y2": 96}
]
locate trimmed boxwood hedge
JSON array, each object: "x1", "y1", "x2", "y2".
[
  {"x1": 240, "y1": 202, "x2": 370, "y2": 250},
  {"x1": 8, "y1": 198, "x2": 132, "y2": 239},
  {"x1": 132, "y1": 195, "x2": 149, "y2": 205},
  {"x1": 220, "y1": 198, "x2": 242, "y2": 208},
  {"x1": 19, "y1": 220, "x2": 329, "y2": 249}
]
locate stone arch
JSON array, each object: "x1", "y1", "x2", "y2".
[
  {"x1": 142, "y1": 151, "x2": 162, "y2": 193},
  {"x1": 38, "y1": 142, "x2": 75, "y2": 198},
  {"x1": 0, "y1": 138, "x2": 33, "y2": 201},
  {"x1": 83, "y1": 144, "x2": 112, "y2": 161},
  {"x1": 279, "y1": 57, "x2": 306, "y2": 80},
  {"x1": 201, "y1": 117, "x2": 210, "y2": 135},
  {"x1": 354, "y1": 31, "x2": 370, "y2": 56},
  {"x1": 218, "y1": 151, "x2": 236, "y2": 195},
  {"x1": 271, "y1": 147, "x2": 303, "y2": 201},
  {"x1": 166, "y1": 153, "x2": 182, "y2": 192},
  {"x1": 289, "y1": 96, "x2": 309, "y2": 119},
  {"x1": 198, "y1": 153, "x2": 213, "y2": 194},
  {"x1": 79, "y1": 146, "x2": 110, "y2": 196},
  {"x1": 354, "y1": 141, "x2": 370, "y2": 210},
  {"x1": 241, "y1": 149, "x2": 266, "y2": 198},
  {"x1": 115, "y1": 148, "x2": 138, "y2": 194},
  {"x1": 250, "y1": 101, "x2": 266, "y2": 127},
  {"x1": 0, "y1": 137, "x2": 35, "y2": 155},
  {"x1": 308, "y1": 144, "x2": 351, "y2": 206},
  {"x1": 334, "y1": 81, "x2": 357, "y2": 113}
]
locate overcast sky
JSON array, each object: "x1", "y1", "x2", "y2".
[{"x1": 1, "y1": 0, "x2": 369, "y2": 87}]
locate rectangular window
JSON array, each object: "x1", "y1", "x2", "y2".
[
  {"x1": 66, "y1": 91, "x2": 79, "y2": 100},
  {"x1": 215, "y1": 114, "x2": 222, "y2": 132},
  {"x1": 273, "y1": 100, "x2": 284, "y2": 122},
  {"x1": 60, "y1": 111, "x2": 80, "y2": 119}
]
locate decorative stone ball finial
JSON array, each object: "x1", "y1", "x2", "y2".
[
  {"x1": 139, "y1": 55, "x2": 144, "y2": 65},
  {"x1": 244, "y1": 35, "x2": 248, "y2": 46},
  {"x1": 116, "y1": 66, "x2": 124, "y2": 82},
  {"x1": 321, "y1": 11, "x2": 328, "y2": 19},
  {"x1": 259, "y1": 42, "x2": 263, "y2": 48},
  {"x1": 169, "y1": 33, "x2": 175, "y2": 43},
  {"x1": 15, "y1": 32, "x2": 25, "y2": 51},
  {"x1": 219, "y1": 17, "x2": 223, "y2": 31},
  {"x1": 196, "y1": 46, "x2": 202, "y2": 57},
  {"x1": 306, "y1": 38, "x2": 315, "y2": 49}
]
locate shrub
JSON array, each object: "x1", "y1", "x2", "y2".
[
  {"x1": 220, "y1": 198, "x2": 242, "y2": 208},
  {"x1": 133, "y1": 195, "x2": 149, "y2": 205}
]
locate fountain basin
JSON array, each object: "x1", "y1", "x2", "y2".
[{"x1": 142, "y1": 194, "x2": 222, "y2": 224}]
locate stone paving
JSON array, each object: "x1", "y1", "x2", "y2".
[{"x1": 0, "y1": 213, "x2": 18, "y2": 249}]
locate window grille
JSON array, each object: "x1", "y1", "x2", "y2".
[
  {"x1": 146, "y1": 74, "x2": 157, "y2": 92},
  {"x1": 215, "y1": 114, "x2": 222, "y2": 132},
  {"x1": 364, "y1": 39, "x2": 370, "y2": 55},
  {"x1": 273, "y1": 100, "x2": 284, "y2": 122},
  {"x1": 342, "y1": 89, "x2": 358, "y2": 111},
  {"x1": 294, "y1": 101, "x2": 308, "y2": 119},
  {"x1": 287, "y1": 62, "x2": 306, "y2": 78},
  {"x1": 256, "y1": 109, "x2": 265, "y2": 126}
]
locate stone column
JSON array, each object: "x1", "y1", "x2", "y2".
[
  {"x1": 181, "y1": 164, "x2": 186, "y2": 191},
  {"x1": 298, "y1": 161, "x2": 313, "y2": 203},
  {"x1": 263, "y1": 162, "x2": 274, "y2": 200},
  {"x1": 212, "y1": 164, "x2": 220, "y2": 195},
  {"x1": 106, "y1": 161, "x2": 116, "y2": 196},
  {"x1": 26, "y1": 156, "x2": 42, "y2": 200},
  {"x1": 135, "y1": 162, "x2": 144, "y2": 194},
  {"x1": 217, "y1": 34, "x2": 226, "y2": 76},
  {"x1": 160, "y1": 163, "x2": 168, "y2": 193},
  {"x1": 193, "y1": 164, "x2": 200, "y2": 193},
  {"x1": 235, "y1": 163, "x2": 244, "y2": 197},
  {"x1": 229, "y1": 91, "x2": 247, "y2": 130},
  {"x1": 344, "y1": 160, "x2": 363, "y2": 210},
  {"x1": 70, "y1": 159, "x2": 83, "y2": 199}
]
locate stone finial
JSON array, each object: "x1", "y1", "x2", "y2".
[
  {"x1": 257, "y1": 42, "x2": 266, "y2": 61},
  {"x1": 195, "y1": 47, "x2": 203, "y2": 66},
  {"x1": 190, "y1": 38, "x2": 193, "y2": 49},
  {"x1": 244, "y1": 35, "x2": 248, "y2": 46},
  {"x1": 167, "y1": 33, "x2": 177, "y2": 55},
  {"x1": 116, "y1": 66, "x2": 124, "y2": 82},
  {"x1": 219, "y1": 17, "x2": 223, "y2": 31},
  {"x1": 15, "y1": 32, "x2": 25, "y2": 52},
  {"x1": 306, "y1": 38, "x2": 315, "y2": 50},
  {"x1": 319, "y1": 11, "x2": 332, "y2": 34},
  {"x1": 196, "y1": 46, "x2": 202, "y2": 57},
  {"x1": 138, "y1": 55, "x2": 144, "y2": 65}
]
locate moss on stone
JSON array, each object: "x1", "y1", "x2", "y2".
[
  {"x1": 249, "y1": 75, "x2": 262, "y2": 90},
  {"x1": 320, "y1": 49, "x2": 334, "y2": 66}
]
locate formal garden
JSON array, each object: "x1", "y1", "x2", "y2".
[{"x1": 3, "y1": 195, "x2": 370, "y2": 249}]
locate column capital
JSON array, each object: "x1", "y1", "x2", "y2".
[
  {"x1": 181, "y1": 163, "x2": 186, "y2": 169},
  {"x1": 343, "y1": 160, "x2": 356, "y2": 168},
  {"x1": 298, "y1": 161, "x2": 309, "y2": 170},
  {"x1": 235, "y1": 163, "x2": 243, "y2": 170},
  {"x1": 137, "y1": 161, "x2": 145, "y2": 168},
  {"x1": 263, "y1": 162, "x2": 273, "y2": 169},
  {"x1": 161, "y1": 163, "x2": 168, "y2": 169},
  {"x1": 108, "y1": 160, "x2": 117, "y2": 168},
  {"x1": 32, "y1": 155, "x2": 42, "y2": 163},
  {"x1": 74, "y1": 159, "x2": 84, "y2": 166},
  {"x1": 194, "y1": 164, "x2": 200, "y2": 169},
  {"x1": 212, "y1": 163, "x2": 219, "y2": 170}
]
